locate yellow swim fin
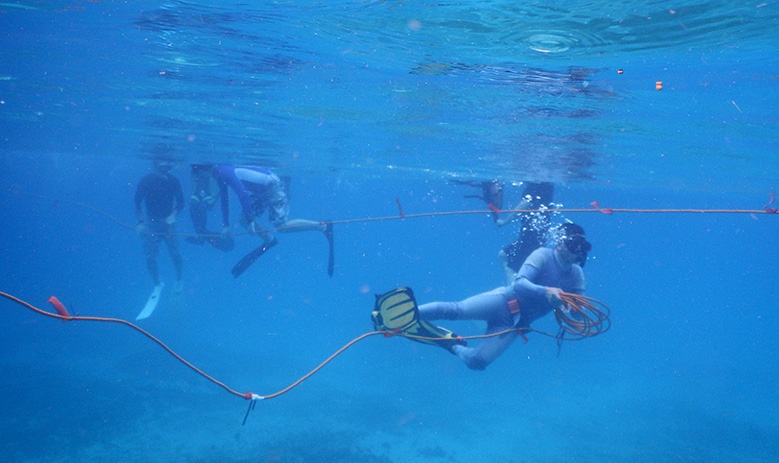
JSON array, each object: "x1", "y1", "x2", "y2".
[{"x1": 372, "y1": 287, "x2": 467, "y2": 354}]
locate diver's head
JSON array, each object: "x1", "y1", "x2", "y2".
[
  {"x1": 555, "y1": 222, "x2": 590, "y2": 267},
  {"x1": 523, "y1": 182, "x2": 554, "y2": 205},
  {"x1": 191, "y1": 163, "x2": 213, "y2": 172},
  {"x1": 191, "y1": 163, "x2": 214, "y2": 177},
  {"x1": 153, "y1": 159, "x2": 174, "y2": 174}
]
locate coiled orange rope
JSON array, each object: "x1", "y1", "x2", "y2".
[
  {"x1": 1, "y1": 291, "x2": 607, "y2": 402},
  {"x1": 556, "y1": 292, "x2": 611, "y2": 340}
]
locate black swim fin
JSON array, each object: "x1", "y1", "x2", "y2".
[
  {"x1": 231, "y1": 238, "x2": 278, "y2": 278},
  {"x1": 210, "y1": 234, "x2": 235, "y2": 252}
]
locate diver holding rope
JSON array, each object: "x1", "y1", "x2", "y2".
[{"x1": 373, "y1": 223, "x2": 593, "y2": 370}]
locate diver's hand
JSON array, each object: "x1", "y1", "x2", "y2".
[
  {"x1": 247, "y1": 220, "x2": 264, "y2": 235},
  {"x1": 221, "y1": 226, "x2": 232, "y2": 238},
  {"x1": 165, "y1": 213, "x2": 177, "y2": 225},
  {"x1": 135, "y1": 222, "x2": 148, "y2": 235},
  {"x1": 545, "y1": 287, "x2": 564, "y2": 306}
]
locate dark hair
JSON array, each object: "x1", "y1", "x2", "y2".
[
  {"x1": 522, "y1": 182, "x2": 554, "y2": 207},
  {"x1": 558, "y1": 222, "x2": 585, "y2": 239}
]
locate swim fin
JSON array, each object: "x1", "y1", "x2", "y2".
[
  {"x1": 231, "y1": 238, "x2": 278, "y2": 278},
  {"x1": 371, "y1": 287, "x2": 467, "y2": 353},
  {"x1": 210, "y1": 233, "x2": 235, "y2": 252}
]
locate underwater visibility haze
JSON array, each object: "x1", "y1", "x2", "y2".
[{"x1": 1, "y1": 1, "x2": 778, "y2": 462}]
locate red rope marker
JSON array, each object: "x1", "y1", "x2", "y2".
[
  {"x1": 764, "y1": 192, "x2": 776, "y2": 213},
  {"x1": 395, "y1": 197, "x2": 405, "y2": 218},
  {"x1": 2, "y1": 291, "x2": 610, "y2": 403},
  {"x1": 590, "y1": 201, "x2": 613, "y2": 214},
  {"x1": 47, "y1": 296, "x2": 70, "y2": 318}
]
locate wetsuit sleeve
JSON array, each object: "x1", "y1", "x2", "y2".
[
  {"x1": 499, "y1": 197, "x2": 531, "y2": 226},
  {"x1": 510, "y1": 249, "x2": 548, "y2": 297},
  {"x1": 134, "y1": 176, "x2": 148, "y2": 221},
  {"x1": 215, "y1": 165, "x2": 254, "y2": 225}
]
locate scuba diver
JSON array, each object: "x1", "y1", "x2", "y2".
[
  {"x1": 210, "y1": 165, "x2": 335, "y2": 278},
  {"x1": 452, "y1": 179, "x2": 504, "y2": 223},
  {"x1": 496, "y1": 182, "x2": 555, "y2": 284},
  {"x1": 372, "y1": 222, "x2": 590, "y2": 370},
  {"x1": 134, "y1": 158, "x2": 185, "y2": 294},
  {"x1": 187, "y1": 164, "x2": 234, "y2": 252}
]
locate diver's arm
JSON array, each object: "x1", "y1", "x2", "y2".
[
  {"x1": 495, "y1": 197, "x2": 531, "y2": 227},
  {"x1": 165, "y1": 178, "x2": 185, "y2": 224},
  {"x1": 134, "y1": 178, "x2": 147, "y2": 223},
  {"x1": 220, "y1": 167, "x2": 255, "y2": 223},
  {"x1": 511, "y1": 264, "x2": 546, "y2": 298},
  {"x1": 511, "y1": 250, "x2": 564, "y2": 306}
]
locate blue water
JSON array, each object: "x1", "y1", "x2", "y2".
[{"x1": 2, "y1": 1, "x2": 778, "y2": 462}]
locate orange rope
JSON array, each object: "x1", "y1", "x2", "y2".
[
  {"x1": 0, "y1": 291, "x2": 253, "y2": 400},
  {"x1": 556, "y1": 292, "x2": 611, "y2": 339},
  {"x1": 5, "y1": 187, "x2": 776, "y2": 240},
  {"x1": 1, "y1": 290, "x2": 609, "y2": 401}
]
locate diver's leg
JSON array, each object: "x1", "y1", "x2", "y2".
[
  {"x1": 188, "y1": 198, "x2": 208, "y2": 243},
  {"x1": 267, "y1": 185, "x2": 326, "y2": 233},
  {"x1": 497, "y1": 249, "x2": 517, "y2": 285},
  {"x1": 143, "y1": 233, "x2": 161, "y2": 286},
  {"x1": 163, "y1": 225, "x2": 184, "y2": 288},
  {"x1": 453, "y1": 320, "x2": 519, "y2": 370},
  {"x1": 276, "y1": 218, "x2": 326, "y2": 233},
  {"x1": 418, "y1": 287, "x2": 507, "y2": 322}
]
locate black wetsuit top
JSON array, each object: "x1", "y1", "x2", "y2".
[
  {"x1": 503, "y1": 182, "x2": 554, "y2": 271},
  {"x1": 135, "y1": 172, "x2": 184, "y2": 220}
]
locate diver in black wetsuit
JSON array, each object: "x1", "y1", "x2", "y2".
[
  {"x1": 134, "y1": 159, "x2": 185, "y2": 292},
  {"x1": 496, "y1": 182, "x2": 554, "y2": 284},
  {"x1": 186, "y1": 164, "x2": 234, "y2": 252},
  {"x1": 452, "y1": 179, "x2": 504, "y2": 223}
]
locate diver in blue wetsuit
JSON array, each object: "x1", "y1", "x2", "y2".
[
  {"x1": 211, "y1": 164, "x2": 335, "y2": 277},
  {"x1": 212, "y1": 164, "x2": 330, "y2": 242},
  {"x1": 134, "y1": 159, "x2": 185, "y2": 292},
  {"x1": 418, "y1": 222, "x2": 589, "y2": 370}
]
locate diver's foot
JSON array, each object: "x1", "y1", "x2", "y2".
[
  {"x1": 172, "y1": 280, "x2": 184, "y2": 294},
  {"x1": 449, "y1": 342, "x2": 469, "y2": 356},
  {"x1": 324, "y1": 222, "x2": 334, "y2": 242}
]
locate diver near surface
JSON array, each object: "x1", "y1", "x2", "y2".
[
  {"x1": 452, "y1": 179, "x2": 504, "y2": 223},
  {"x1": 187, "y1": 164, "x2": 234, "y2": 251},
  {"x1": 210, "y1": 164, "x2": 335, "y2": 277},
  {"x1": 134, "y1": 159, "x2": 185, "y2": 294},
  {"x1": 373, "y1": 223, "x2": 590, "y2": 371},
  {"x1": 495, "y1": 182, "x2": 555, "y2": 284}
]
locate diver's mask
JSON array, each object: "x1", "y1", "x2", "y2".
[{"x1": 564, "y1": 235, "x2": 591, "y2": 267}]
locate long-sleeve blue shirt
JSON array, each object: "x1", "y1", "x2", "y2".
[{"x1": 509, "y1": 247, "x2": 585, "y2": 325}]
